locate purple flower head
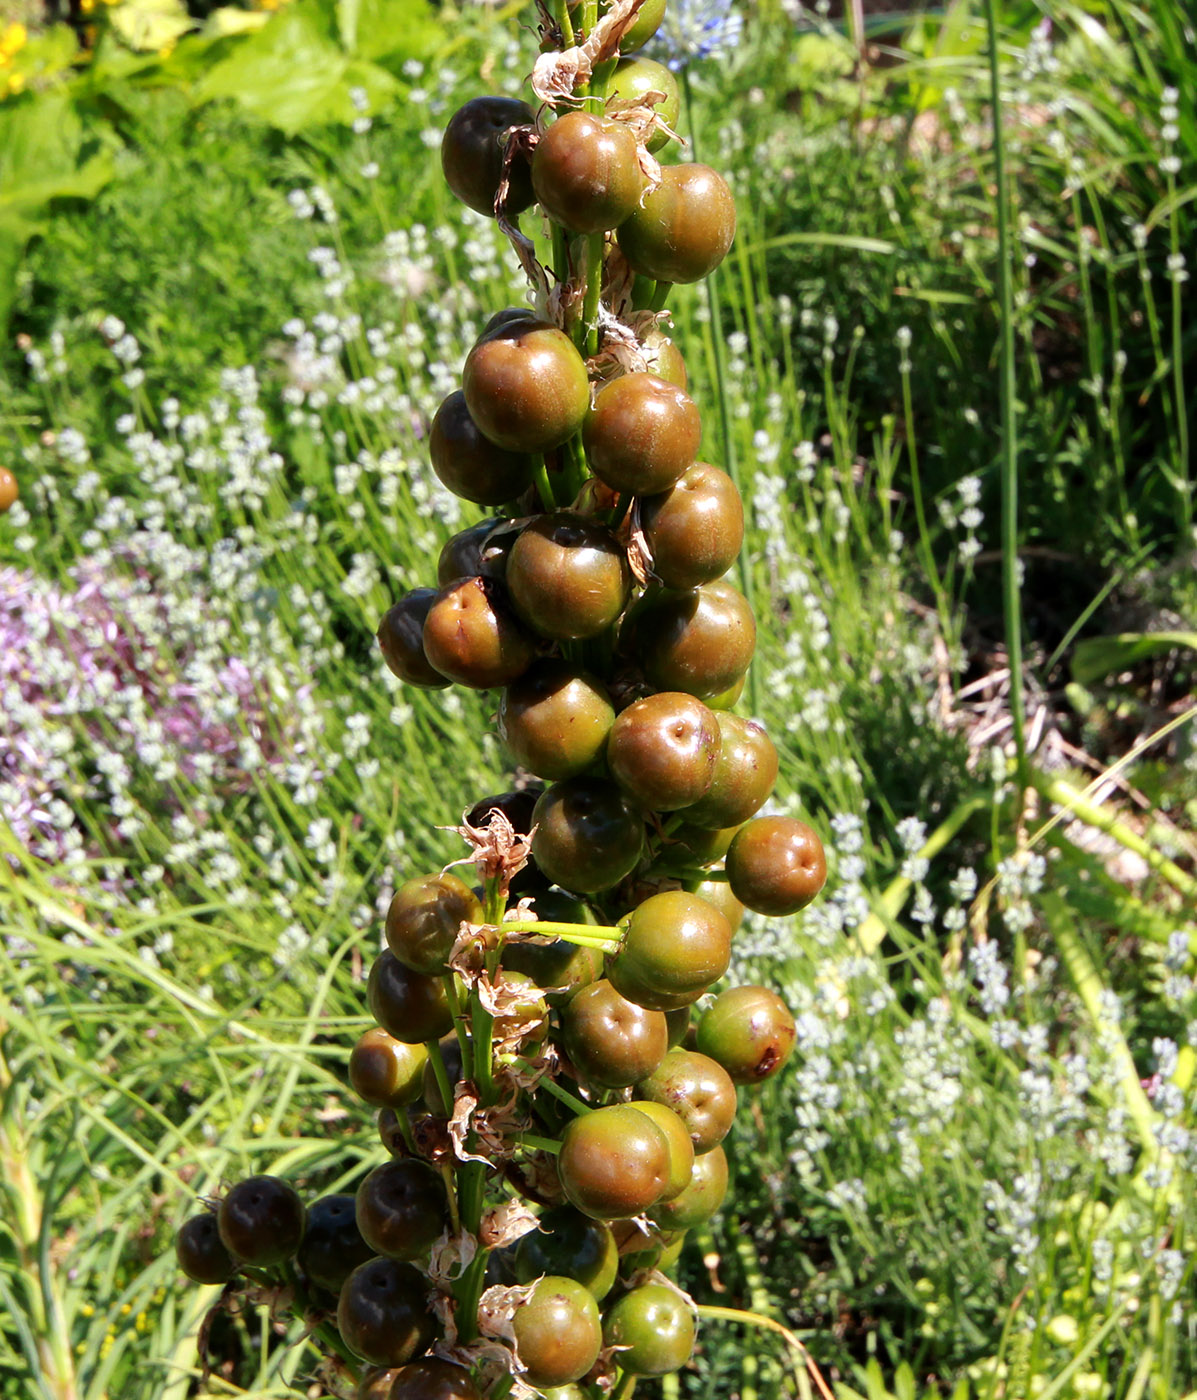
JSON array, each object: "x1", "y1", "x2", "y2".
[{"x1": 1, "y1": 560, "x2": 301, "y2": 874}]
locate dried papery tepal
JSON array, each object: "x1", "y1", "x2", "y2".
[{"x1": 170, "y1": 1, "x2": 829, "y2": 1394}]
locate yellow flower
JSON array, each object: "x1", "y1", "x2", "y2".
[
  {"x1": 0, "y1": 23, "x2": 27, "y2": 56},
  {"x1": 80, "y1": 0, "x2": 96, "y2": 13},
  {"x1": 7, "y1": 71, "x2": 24, "y2": 93}
]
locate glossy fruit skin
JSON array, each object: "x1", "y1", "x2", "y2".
[
  {"x1": 421, "y1": 1036, "x2": 464, "y2": 1115},
  {"x1": 684, "y1": 714, "x2": 778, "y2": 829},
  {"x1": 350, "y1": 1028, "x2": 430, "y2": 1108},
  {"x1": 616, "y1": 0, "x2": 666, "y2": 50},
  {"x1": 606, "y1": 691, "x2": 720, "y2": 812},
  {"x1": 608, "y1": 889, "x2": 732, "y2": 1012},
  {"x1": 176, "y1": 1213, "x2": 236, "y2": 1284},
  {"x1": 639, "y1": 462, "x2": 743, "y2": 591},
  {"x1": 368, "y1": 950, "x2": 455, "y2": 1044},
  {"x1": 0, "y1": 468, "x2": 17, "y2": 514},
  {"x1": 437, "y1": 518, "x2": 511, "y2": 586},
  {"x1": 499, "y1": 661, "x2": 615, "y2": 781},
  {"x1": 632, "y1": 580, "x2": 756, "y2": 700},
  {"x1": 512, "y1": 1276, "x2": 603, "y2": 1387},
  {"x1": 658, "y1": 820, "x2": 740, "y2": 870},
  {"x1": 378, "y1": 590, "x2": 451, "y2": 690},
  {"x1": 725, "y1": 816, "x2": 827, "y2": 916},
  {"x1": 557, "y1": 1104, "x2": 670, "y2": 1218},
  {"x1": 706, "y1": 671, "x2": 746, "y2": 711},
  {"x1": 422, "y1": 576, "x2": 536, "y2": 690},
  {"x1": 430, "y1": 392, "x2": 537, "y2": 506},
  {"x1": 664, "y1": 1005, "x2": 691, "y2": 1049},
  {"x1": 617, "y1": 163, "x2": 736, "y2": 284},
  {"x1": 650, "y1": 1144, "x2": 728, "y2": 1229},
  {"x1": 583, "y1": 373, "x2": 700, "y2": 496},
  {"x1": 356, "y1": 1158, "x2": 448, "y2": 1259},
  {"x1": 533, "y1": 111, "x2": 644, "y2": 234},
  {"x1": 299, "y1": 1194, "x2": 375, "y2": 1293},
  {"x1": 505, "y1": 935, "x2": 607, "y2": 1005},
  {"x1": 608, "y1": 58, "x2": 680, "y2": 152},
  {"x1": 514, "y1": 1206, "x2": 619, "y2": 1299},
  {"x1": 629, "y1": 1101, "x2": 695, "y2": 1201},
  {"x1": 642, "y1": 329, "x2": 687, "y2": 389},
  {"x1": 441, "y1": 96, "x2": 535, "y2": 217},
  {"x1": 463, "y1": 320, "x2": 590, "y2": 453},
  {"x1": 697, "y1": 984, "x2": 798, "y2": 1084},
  {"x1": 531, "y1": 778, "x2": 645, "y2": 893},
  {"x1": 357, "y1": 1367, "x2": 401, "y2": 1400},
  {"x1": 638, "y1": 1048, "x2": 737, "y2": 1153},
  {"x1": 695, "y1": 878, "x2": 745, "y2": 933},
  {"x1": 387, "y1": 1358, "x2": 483, "y2": 1400},
  {"x1": 217, "y1": 1176, "x2": 306, "y2": 1267},
  {"x1": 337, "y1": 1257, "x2": 435, "y2": 1366},
  {"x1": 386, "y1": 872, "x2": 482, "y2": 977},
  {"x1": 603, "y1": 1281, "x2": 696, "y2": 1375},
  {"x1": 559, "y1": 977, "x2": 669, "y2": 1089},
  {"x1": 506, "y1": 514, "x2": 631, "y2": 642}
]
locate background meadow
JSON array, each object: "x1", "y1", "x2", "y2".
[{"x1": 0, "y1": 0, "x2": 1195, "y2": 1396}]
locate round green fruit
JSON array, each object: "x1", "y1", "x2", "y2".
[
  {"x1": 696, "y1": 984, "x2": 797, "y2": 1084},
  {"x1": 725, "y1": 816, "x2": 827, "y2": 916}
]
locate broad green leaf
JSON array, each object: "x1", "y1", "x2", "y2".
[
  {"x1": 340, "y1": 0, "x2": 442, "y2": 63},
  {"x1": 107, "y1": 0, "x2": 195, "y2": 52},
  {"x1": 1072, "y1": 631, "x2": 1197, "y2": 686},
  {"x1": 202, "y1": 5, "x2": 273, "y2": 35},
  {"x1": 0, "y1": 94, "x2": 116, "y2": 213},
  {"x1": 194, "y1": 0, "x2": 403, "y2": 130},
  {"x1": 893, "y1": 1363, "x2": 917, "y2": 1400},
  {"x1": 0, "y1": 210, "x2": 41, "y2": 335},
  {"x1": 864, "y1": 1358, "x2": 892, "y2": 1400}
]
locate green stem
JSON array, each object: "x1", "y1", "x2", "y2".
[
  {"x1": 425, "y1": 1038, "x2": 455, "y2": 1116},
  {"x1": 608, "y1": 491, "x2": 633, "y2": 531},
  {"x1": 695, "y1": 1306, "x2": 829, "y2": 1399},
  {"x1": 500, "y1": 919, "x2": 622, "y2": 951},
  {"x1": 583, "y1": 232, "x2": 605, "y2": 359},
  {"x1": 444, "y1": 975, "x2": 475, "y2": 1079},
  {"x1": 395, "y1": 1110, "x2": 418, "y2": 1156},
  {"x1": 609, "y1": 1370, "x2": 637, "y2": 1400},
  {"x1": 472, "y1": 994, "x2": 497, "y2": 1106},
  {"x1": 519, "y1": 1132, "x2": 562, "y2": 1154},
  {"x1": 440, "y1": 1162, "x2": 462, "y2": 1235},
  {"x1": 649, "y1": 279, "x2": 673, "y2": 313},
  {"x1": 530, "y1": 1072, "x2": 594, "y2": 1115},
  {"x1": 535, "y1": 457, "x2": 560, "y2": 512},
  {"x1": 454, "y1": 1239, "x2": 490, "y2": 1346},
  {"x1": 984, "y1": 0, "x2": 1028, "y2": 791},
  {"x1": 1032, "y1": 772, "x2": 1197, "y2": 901},
  {"x1": 1042, "y1": 894, "x2": 1161, "y2": 1162},
  {"x1": 284, "y1": 1262, "x2": 359, "y2": 1377}
]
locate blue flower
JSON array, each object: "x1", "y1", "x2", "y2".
[{"x1": 651, "y1": 0, "x2": 744, "y2": 71}]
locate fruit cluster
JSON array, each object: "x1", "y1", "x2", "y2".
[{"x1": 174, "y1": 2, "x2": 827, "y2": 1396}]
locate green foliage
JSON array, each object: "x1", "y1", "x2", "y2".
[{"x1": 0, "y1": 0, "x2": 1194, "y2": 1397}]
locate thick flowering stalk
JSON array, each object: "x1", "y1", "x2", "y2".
[{"x1": 168, "y1": 4, "x2": 831, "y2": 1397}]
